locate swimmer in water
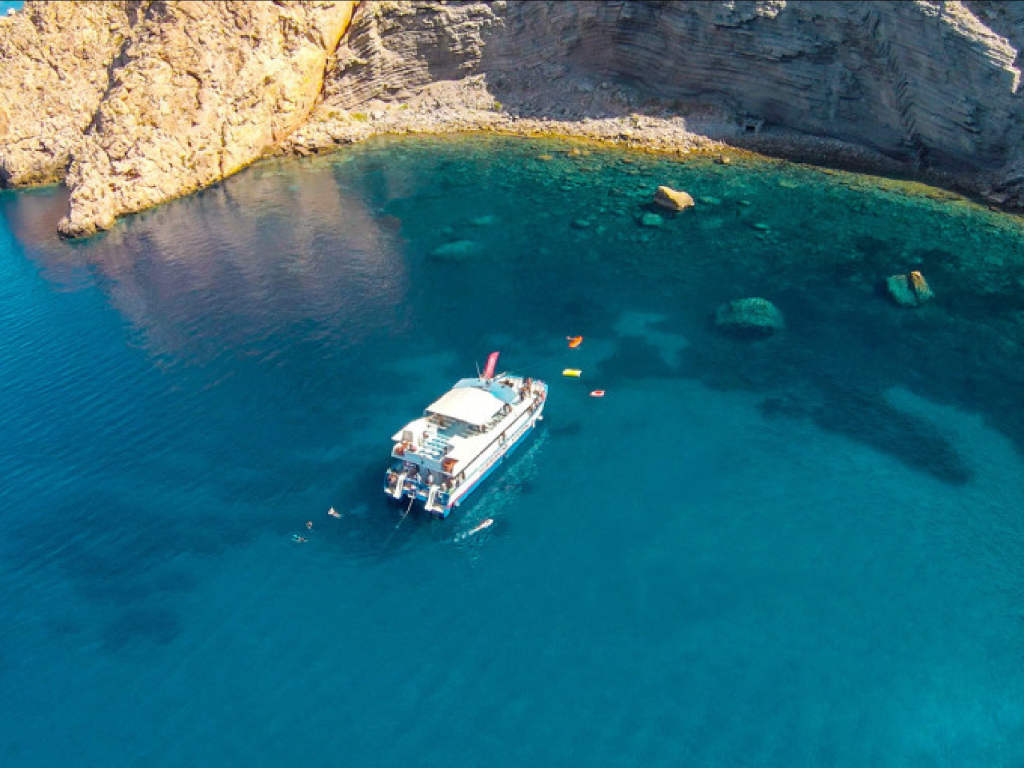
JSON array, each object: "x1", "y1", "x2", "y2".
[
  {"x1": 292, "y1": 534, "x2": 307, "y2": 543},
  {"x1": 455, "y1": 518, "x2": 494, "y2": 541},
  {"x1": 469, "y1": 518, "x2": 494, "y2": 535},
  {"x1": 328, "y1": 508, "x2": 341, "y2": 518},
  {"x1": 306, "y1": 520, "x2": 313, "y2": 530}
]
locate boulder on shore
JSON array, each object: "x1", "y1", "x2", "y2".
[
  {"x1": 653, "y1": 186, "x2": 695, "y2": 212},
  {"x1": 715, "y1": 297, "x2": 785, "y2": 336},
  {"x1": 886, "y1": 270, "x2": 934, "y2": 307},
  {"x1": 909, "y1": 270, "x2": 934, "y2": 301}
]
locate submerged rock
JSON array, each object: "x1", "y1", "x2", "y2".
[
  {"x1": 886, "y1": 275, "x2": 917, "y2": 306},
  {"x1": 653, "y1": 186, "x2": 695, "y2": 212},
  {"x1": 715, "y1": 297, "x2": 785, "y2": 336},
  {"x1": 430, "y1": 240, "x2": 481, "y2": 259},
  {"x1": 640, "y1": 212, "x2": 664, "y2": 227},
  {"x1": 886, "y1": 270, "x2": 935, "y2": 306}
]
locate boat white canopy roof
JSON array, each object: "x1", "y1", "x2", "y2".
[{"x1": 426, "y1": 387, "x2": 505, "y2": 427}]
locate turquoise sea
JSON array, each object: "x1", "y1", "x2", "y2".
[{"x1": 1, "y1": 136, "x2": 1023, "y2": 767}]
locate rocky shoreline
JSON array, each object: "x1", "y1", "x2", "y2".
[
  {"x1": 282, "y1": 76, "x2": 912, "y2": 178},
  {"x1": 283, "y1": 74, "x2": 989, "y2": 209},
  {"x1": 4, "y1": 1, "x2": 1024, "y2": 236}
]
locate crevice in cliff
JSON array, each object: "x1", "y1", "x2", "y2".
[
  {"x1": 218, "y1": 122, "x2": 228, "y2": 178},
  {"x1": 83, "y1": 35, "x2": 135, "y2": 141},
  {"x1": 864, "y1": 6, "x2": 928, "y2": 168},
  {"x1": 313, "y1": 1, "x2": 362, "y2": 118}
]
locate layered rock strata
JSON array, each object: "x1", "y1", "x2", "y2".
[
  {"x1": 4, "y1": 1, "x2": 1024, "y2": 236},
  {"x1": 300, "y1": 1, "x2": 1024, "y2": 193}
]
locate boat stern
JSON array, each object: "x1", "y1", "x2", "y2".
[{"x1": 384, "y1": 463, "x2": 453, "y2": 518}]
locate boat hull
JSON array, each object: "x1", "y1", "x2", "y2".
[
  {"x1": 384, "y1": 373, "x2": 546, "y2": 518},
  {"x1": 440, "y1": 409, "x2": 540, "y2": 515}
]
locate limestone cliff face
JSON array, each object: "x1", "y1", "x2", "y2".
[
  {"x1": 0, "y1": 1, "x2": 141, "y2": 187},
  {"x1": 4, "y1": 0, "x2": 1024, "y2": 236},
  {"x1": 323, "y1": 1, "x2": 1024, "y2": 184},
  {"x1": 59, "y1": 0, "x2": 355, "y2": 236},
  {"x1": 0, "y1": 0, "x2": 355, "y2": 237}
]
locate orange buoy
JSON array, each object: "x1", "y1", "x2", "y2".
[
  {"x1": 590, "y1": 390, "x2": 605, "y2": 398},
  {"x1": 567, "y1": 335, "x2": 583, "y2": 349}
]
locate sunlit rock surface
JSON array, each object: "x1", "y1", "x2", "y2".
[
  {"x1": 58, "y1": 1, "x2": 355, "y2": 237},
  {"x1": 1, "y1": 1, "x2": 355, "y2": 236},
  {"x1": 0, "y1": 1, "x2": 139, "y2": 186},
  {"x1": 5, "y1": 1, "x2": 1024, "y2": 235}
]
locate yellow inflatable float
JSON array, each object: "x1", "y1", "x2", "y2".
[{"x1": 562, "y1": 369, "x2": 582, "y2": 378}]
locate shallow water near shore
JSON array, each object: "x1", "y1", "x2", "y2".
[{"x1": 1, "y1": 135, "x2": 1023, "y2": 767}]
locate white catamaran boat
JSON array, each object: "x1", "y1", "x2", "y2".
[{"x1": 384, "y1": 352, "x2": 547, "y2": 518}]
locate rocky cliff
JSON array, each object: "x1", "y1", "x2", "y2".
[
  {"x1": 308, "y1": 1, "x2": 1024, "y2": 192},
  {"x1": 4, "y1": 1, "x2": 1024, "y2": 236},
  {"x1": 0, "y1": 1, "x2": 139, "y2": 187},
  {"x1": 1, "y1": 0, "x2": 355, "y2": 236}
]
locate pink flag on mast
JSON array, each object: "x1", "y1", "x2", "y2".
[{"x1": 482, "y1": 351, "x2": 500, "y2": 380}]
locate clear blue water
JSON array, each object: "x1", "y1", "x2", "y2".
[
  {"x1": 0, "y1": 1, "x2": 23, "y2": 14},
  {"x1": 2, "y1": 136, "x2": 1023, "y2": 767}
]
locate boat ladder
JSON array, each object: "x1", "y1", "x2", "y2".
[
  {"x1": 392, "y1": 471, "x2": 407, "y2": 499},
  {"x1": 424, "y1": 485, "x2": 442, "y2": 514}
]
